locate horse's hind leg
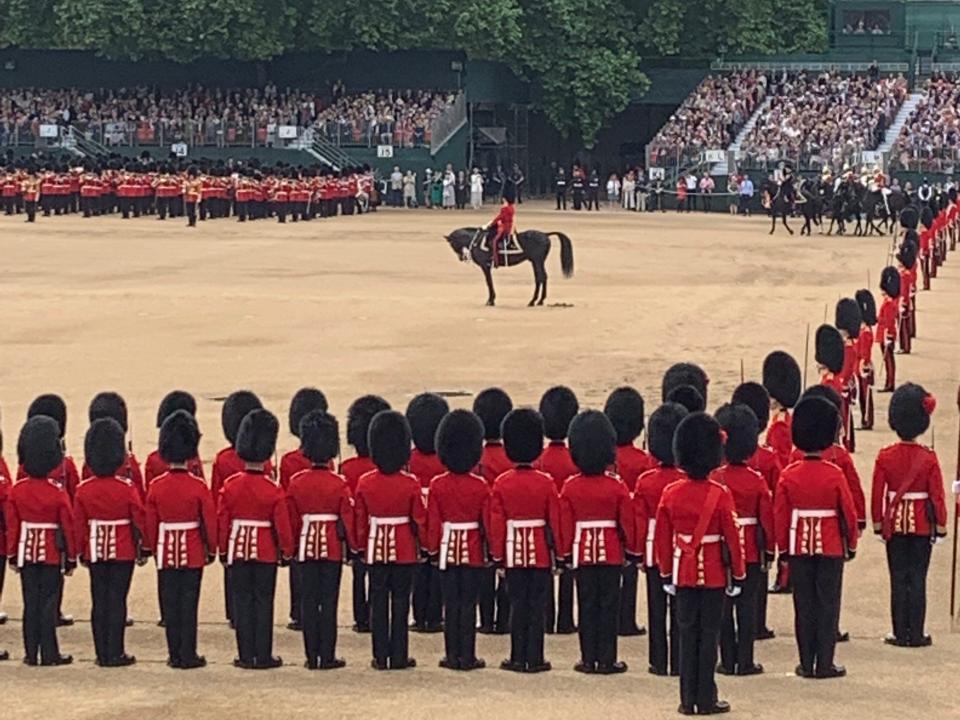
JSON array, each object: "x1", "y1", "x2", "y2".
[
  {"x1": 782, "y1": 214, "x2": 793, "y2": 235},
  {"x1": 528, "y1": 262, "x2": 541, "y2": 307},
  {"x1": 482, "y1": 265, "x2": 496, "y2": 306},
  {"x1": 769, "y1": 214, "x2": 776, "y2": 235},
  {"x1": 538, "y1": 270, "x2": 548, "y2": 306}
]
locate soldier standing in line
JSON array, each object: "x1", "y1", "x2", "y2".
[{"x1": 555, "y1": 167, "x2": 567, "y2": 210}]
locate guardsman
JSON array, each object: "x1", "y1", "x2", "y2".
[
  {"x1": 0, "y1": 433, "x2": 9, "y2": 633},
  {"x1": 854, "y1": 290, "x2": 877, "y2": 429},
  {"x1": 144, "y1": 410, "x2": 215, "y2": 669},
  {"x1": 761, "y1": 351, "x2": 802, "y2": 469},
  {"x1": 405, "y1": 393, "x2": 449, "y2": 634},
  {"x1": 473, "y1": 387, "x2": 514, "y2": 633},
  {"x1": 661, "y1": 363, "x2": 709, "y2": 407},
  {"x1": 2, "y1": 164, "x2": 20, "y2": 215},
  {"x1": 834, "y1": 299, "x2": 862, "y2": 453},
  {"x1": 919, "y1": 205, "x2": 934, "y2": 288},
  {"x1": 877, "y1": 267, "x2": 901, "y2": 391},
  {"x1": 896, "y1": 238, "x2": 918, "y2": 353},
  {"x1": 774, "y1": 397, "x2": 858, "y2": 679},
  {"x1": 74, "y1": 418, "x2": 145, "y2": 667},
  {"x1": 354, "y1": 411, "x2": 425, "y2": 670},
  {"x1": 536, "y1": 386, "x2": 579, "y2": 635},
  {"x1": 287, "y1": 411, "x2": 357, "y2": 670},
  {"x1": 872, "y1": 384, "x2": 945, "y2": 648},
  {"x1": 340, "y1": 395, "x2": 391, "y2": 634},
  {"x1": 82, "y1": 392, "x2": 145, "y2": 500},
  {"x1": 21, "y1": 167, "x2": 41, "y2": 223},
  {"x1": 816, "y1": 324, "x2": 846, "y2": 401},
  {"x1": 654, "y1": 412, "x2": 745, "y2": 715},
  {"x1": 6, "y1": 417, "x2": 75, "y2": 665},
  {"x1": 183, "y1": 166, "x2": 202, "y2": 227},
  {"x1": 280, "y1": 387, "x2": 329, "y2": 632},
  {"x1": 560, "y1": 411, "x2": 637, "y2": 674},
  {"x1": 144, "y1": 391, "x2": 205, "y2": 485},
  {"x1": 634, "y1": 402, "x2": 688, "y2": 675},
  {"x1": 712, "y1": 404, "x2": 773, "y2": 676},
  {"x1": 488, "y1": 408, "x2": 559, "y2": 673},
  {"x1": 425, "y1": 410, "x2": 490, "y2": 671},
  {"x1": 218, "y1": 410, "x2": 293, "y2": 669}
]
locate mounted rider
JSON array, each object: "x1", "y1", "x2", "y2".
[
  {"x1": 480, "y1": 184, "x2": 519, "y2": 267},
  {"x1": 869, "y1": 163, "x2": 892, "y2": 215}
]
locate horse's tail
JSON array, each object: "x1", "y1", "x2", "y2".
[{"x1": 549, "y1": 232, "x2": 574, "y2": 278}]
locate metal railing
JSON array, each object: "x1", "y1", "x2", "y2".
[
  {"x1": 887, "y1": 144, "x2": 960, "y2": 174},
  {"x1": 430, "y1": 93, "x2": 467, "y2": 155},
  {"x1": 711, "y1": 60, "x2": 910, "y2": 73}
]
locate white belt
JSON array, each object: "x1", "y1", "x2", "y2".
[
  {"x1": 89, "y1": 519, "x2": 131, "y2": 563},
  {"x1": 645, "y1": 519, "x2": 657, "y2": 568},
  {"x1": 366, "y1": 516, "x2": 410, "y2": 564},
  {"x1": 298, "y1": 513, "x2": 339, "y2": 562},
  {"x1": 439, "y1": 521, "x2": 480, "y2": 570},
  {"x1": 157, "y1": 521, "x2": 200, "y2": 568},
  {"x1": 736, "y1": 517, "x2": 758, "y2": 526},
  {"x1": 789, "y1": 509, "x2": 837, "y2": 555},
  {"x1": 506, "y1": 519, "x2": 546, "y2": 568},
  {"x1": 228, "y1": 519, "x2": 272, "y2": 565},
  {"x1": 572, "y1": 520, "x2": 617, "y2": 569},
  {"x1": 672, "y1": 533, "x2": 720, "y2": 586},
  {"x1": 18, "y1": 522, "x2": 58, "y2": 567},
  {"x1": 889, "y1": 491, "x2": 928, "y2": 501}
]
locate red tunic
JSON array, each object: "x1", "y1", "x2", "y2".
[
  {"x1": 765, "y1": 410, "x2": 793, "y2": 468},
  {"x1": 877, "y1": 297, "x2": 899, "y2": 346},
  {"x1": 774, "y1": 458, "x2": 859, "y2": 558},
  {"x1": 710, "y1": 464, "x2": 774, "y2": 564},
  {"x1": 18, "y1": 456, "x2": 81, "y2": 500},
  {"x1": 559, "y1": 473, "x2": 636, "y2": 566},
  {"x1": 279, "y1": 449, "x2": 312, "y2": 491},
  {"x1": 633, "y1": 465, "x2": 685, "y2": 568},
  {"x1": 408, "y1": 449, "x2": 446, "y2": 497},
  {"x1": 789, "y1": 445, "x2": 865, "y2": 527},
  {"x1": 286, "y1": 467, "x2": 357, "y2": 562},
  {"x1": 211, "y1": 446, "x2": 273, "y2": 501},
  {"x1": 145, "y1": 469, "x2": 217, "y2": 569},
  {"x1": 82, "y1": 452, "x2": 145, "y2": 501},
  {"x1": 491, "y1": 203, "x2": 515, "y2": 241},
  {"x1": 355, "y1": 470, "x2": 426, "y2": 565},
  {"x1": 73, "y1": 476, "x2": 145, "y2": 563},
  {"x1": 488, "y1": 467, "x2": 561, "y2": 569},
  {"x1": 217, "y1": 471, "x2": 294, "y2": 564},
  {"x1": 871, "y1": 442, "x2": 947, "y2": 540},
  {"x1": 535, "y1": 441, "x2": 578, "y2": 493},
  {"x1": 144, "y1": 449, "x2": 205, "y2": 486},
  {"x1": 747, "y1": 445, "x2": 781, "y2": 495},
  {"x1": 478, "y1": 441, "x2": 512, "y2": 484},
  {"x1": 0, "y1": 463, "x2": 10, "y2": 558},
  {"x1": 857, "y1": 325, "x2": 875, "y2": 370},
  {"x1": 5, "y1": 476, "x2": 75, "y2": 566},
  {"x1": 654, "y1": 478, "x2": 746, "y2": 588},
  {"x1": 425, "y1": 471, "x2": 490, "y2": 568},
  {"x1": 613, "y1": 444, "x2": 654, "y2": 492},
  {"x1": 899, "y1": 269, "x2": 914, "y2": 312},
  {"x1": 339, "y1": 456, "x2": 376, "y2": 494}
]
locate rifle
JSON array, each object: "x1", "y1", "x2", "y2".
[
  {"x1": 720, "y1": 539, "x2": 733, "y2": 594},
  {"x1": 802, "y1": 323, "x2": 811, "y2": 388},
  {"x1": 739, "y1": 358, "x2": 745, "y2": 384},
  {"x1": 838, "y1": 509, "x2": 851, "y2": 561},
  {"x1": 950, "y1": 386, "x2": 960, "y2": 622}
]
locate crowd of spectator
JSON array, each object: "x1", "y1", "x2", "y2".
[
  {"x1": 739, "y1": 70, "x2": 907, "y2": 171},
  {"x1": 381, "y1": 164, "x2": 507, "y2": 210},
  {"x1": 891, "y1": 73, "x2": 960, "y2": 174},
  {"x1": 0, "y1": 84, "x2": 460, "y2": 149}
]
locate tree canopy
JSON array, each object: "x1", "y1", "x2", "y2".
[{"x1": 0, "y1": 0, "x2": 828, "y2": 146}]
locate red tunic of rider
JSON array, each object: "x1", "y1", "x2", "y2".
[{"x1": 489, "y1": 200, "x2": 515, "y2": 267}]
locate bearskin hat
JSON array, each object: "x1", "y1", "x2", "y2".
[
  {"x1": 18, "y1": 416, "x2": 64, "y2": 478},
  {"x1": 673, "y1": 412, "x2": 724, "y2": 480},
  {"x1": 731, "y1": 382, "x2": 770, "y2": 430},
  {"x1": 368, "y1": 410, "x2": 411, "y2": 474},
  {"x1": 855, "y1": 289, "x2": 877, "y2": 326},
  {"x1": 221, "y1": 390, "x2": 263, "y2": 446},
  {"x1": 762, "y1": 352, "x2": 802, "y2": 409},
  {"x1": 648, "y1": 402, "x2": 689, "y2": 466},
  {"x1": 539, "y1": 386, "x2": 579, "y2": 441},
  {"x1": 568, "y1": 410, "x2": 617, "y2": 476},
  {"x1": 346, "y1": 395, "x2": 390, "y2": 457},
  {"x1": 791, "y1": 397, "x2": 838, "y2": 453},
  {"x1": 666, "y1": 384, "x2": 706, "y2": 413},
  {"x1": 880, "y1": 266, "x2": 901, "y2": 299},
  {"x1": 920, "y1": 204, "x2": 934, "y2": 230},
  {"x1": 889, "y1": 383, "x2": 935, "y2": 441},
  {"x1": 405, "y1": 393, "x2": 450, "y2": 453},
  {"x1": 501, "y1": 408, "x2": 544, "y2": 465},
  {"x1": 661, "y1": 363, "x2": 709, "y2": 405},
  {"x1": 156, "y1": 390, "x2": 196, "y2": 428},
  {"x1": 473, "y1": 388, "x2": 513, "y2": 441},
  {"x1": 298, "y1": 410, "x2": 340, "y2": 465},
  {"x1": 715, "y1": 403, "x2": 759, "y2": 465},
  {"x1": 899, "y1": 204, "x2": 919, "y2": 230},
  {"x1": 835, "y1": 298, "x2": 862, "y2": 340},
  {"x1": 436, "y1": 410, "x2": 484, "y2": 474},
  {"x1": 603, "y1": 386, "x2": 645, "y2": 446},
  {"x1": 235, "y1": 409, "x2": 279, "y2": 464},
  {"x1": 897, "y1": 239, "x2": 917, "y2": 270},
  {"x1": 88, "y1": 391, "x2": 129, "y2": 433},
  {"x1": 27, "y1": 394, "x2": 67, "y2": 438},
  {"x1": 288, "y1": 387, "x2": 328, "y2": 437},
  {"x1": 84, "y1": 418, "x2": 127, "y2": 477},
  {"x1": 801, "y1": 384, "x2": 842, "y2": 412},
  {"x1": 158, "y1": 410, "x2": 200, "y2": 465},
  {"x1": 815, "y1": 325, "x2": 845, "y2": 374}
]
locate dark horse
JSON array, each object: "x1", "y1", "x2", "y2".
[
  {"x1": 445, "y1": 227, "x2": 574, "y2": 306},
  {"x1": 765, "y1": 183, "x2": 794, "y2": 235},
  {"x1": 863, "y1": 187, "x2": 905, "y2": 236},
  {"x1": 797, "y1": 177, "x2": 824, "y2": 236}
]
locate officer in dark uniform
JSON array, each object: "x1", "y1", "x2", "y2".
[
  {"x1": 587, "y1": 169, "x2": 601, "y2": 211},
  {"x1": 571, "y1": 170, "x2": 585, "y2": 211},
  {"x1": 555, "y1": 168, "x2": 567, "y2": 210}
]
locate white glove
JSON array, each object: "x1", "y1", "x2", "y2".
[
  {"x1": 935, "y1": 536, "x2": 946, "y2": 546},
  {"x1": 952, "y1": 480, "x2": 960, "y2": 495},
  {"x1": 662, "y1": 583, "x2": 677, "y2": 596},
  {"x1": 725, "y1": 585, "x2": 742, "y2": 598}
]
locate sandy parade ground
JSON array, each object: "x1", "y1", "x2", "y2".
[{"x1": 0, "y1": 201, "x2": 959, "y2": 719}]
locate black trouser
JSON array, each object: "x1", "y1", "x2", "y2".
[
  {"x1": 619, "y1": 563, "x2": 641, "y2": 633},
  {"x1": 676, "y1": 588, "x2": 724, "y2": 712},
  {"x1": 478, "y1": 566, "x2": 510, "y2": 630},
  {"x1": 156, "y1": 196, "x2": 170, "y2": 220},
  {"x1": 223, "y1": 566, "x2": 233, "y2": 622},
  {"x1": 199, "y1": 199, "x2": 209, "y2": 221},
  {"x1": 288, "y1": 563, "x2": 302, "y2": 624},
  {"x1": 886, "y1": 535, "x2": 932, "y2": 645},
  {"x1": 757, "y1": 567, "x2": 770, "y2": 632},
  {"x1": 368, "y1": 564, "x2": 415, "y2": 666},
  {"x1": 236, "y1": 201, "x2": 248, "y2": 222},
  {"x1": 576, "y1": 566, "x2": 621, "y2": 667},
  {"x1": 440, "y1": 566, "x2": 483, "y2": 664},
  {"x1": 587, "y1": 188, "x2": 599, "y2": 210},
  {"x1": 300, "y1": 560, "x2": 342, "y2": 664},
  {"x1": 412, "y1": 563, "x2": 442, "y2": 628},
  {"x1": 352, "y1": 562, "x2": 369, "y2": 629},
  {"x1": 275, "y1": 202, "x2": 288, "y2": 223},
  {"x1": 719, "y1": 563, "x2": 762, "y2": 672},
  {"x1": 2, "y1": 196, "x2": 14, "y2": 214},
  {"x1": 26, "y1": 200, "x2": 37, "y2": 222},
  {"x1": 230, "y1": 561, "x2": 277, "y2": 665},
  {"x1": 0, "y1": 556, "x2": 5, "y2": 604},
  {"x1": 20, "y1": 564, "x2": 62, "y2": 664},
  {"x1": 159, "y1": 568, "x2": 202, "y2": 664},
  {"x1": 646, "y1": 566, "x2": 678, "y2": 674},
  {"x1": 89, "y1": 561, "x2": 134, "y2": 663},
  {"x1": 186, "y1": 201, "x2": 198, "y2": 227},
  {"x1": 555, "y1": 190, "x2": 566, "y2": 209},
  {"x1": 790, "y1": 555, "x2": 843, "y2": 675},
  {"x1": 545, "y1": 571, "x2": 575, "y2": 632},
  {"x1": 572, "y1": 190, "x2": 583, "y2": 210},
  {"x1": 506, "y1": 567, "x2": 551, "y2": 667}
]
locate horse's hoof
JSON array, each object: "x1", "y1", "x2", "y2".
[
  {"x1": 527, "y1": 301, "x2": 536, "y2": 307},
  {"x1": 486, "y1": 300, "x2": 495, "y2": 307}
]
